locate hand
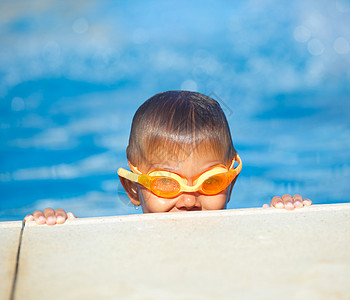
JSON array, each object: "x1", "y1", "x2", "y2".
[
  {"x1": 263, "y1": 194, "x2": 312, "y2": 210},
  {"x1": 24, "y1": 208, "x2": 77, "y2": 225}
]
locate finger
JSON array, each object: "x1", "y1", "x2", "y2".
[
  {"x1": 43, "y1": 207, "x2": 56, "y2": 225},
  {"x1": 262, "y1": 204, "x2": 270, "y2": 208},
  {"x1": 282, "y1": 194, "x2": 294, "y2": 210},
  {"x1": 303, "y1": 198, "x2": 312, "y2": 206},
  {"x1": 67, "y1": 212, "x2": 77, "y2": 219},
  {"x1": 271, "y1": 196, "x2": 284, "y2": 209},
  {"x1": 293, "y1": 194, "x2": 303, "y2": 208},
  {"x1": 33, "y1": 210, "x2": 46, "y2": 225},
  {"x1": 24, "y1": 215, "x2": 34, "y2": 222},
  {"x1": 55, "y1": 209, "x2": 67, "y2": 224}
]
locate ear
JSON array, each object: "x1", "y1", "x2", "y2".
[
  {"x1": 119, "y1": 176, "x2": 141, "y2": 206},
  {"x1": 227, "y1": 175, "x2": 239, "y2": 203}
]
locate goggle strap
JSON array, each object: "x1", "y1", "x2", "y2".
[{"x1": 117, "y1": 168, "x2": 140, "y2": 182}]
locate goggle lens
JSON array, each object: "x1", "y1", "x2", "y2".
[
  {"x1": 201, "y1": 174, "x2": 228, "y2": 195},
  {"x1": 151, "y1": 177, "x2": 181, "y2": 198}
]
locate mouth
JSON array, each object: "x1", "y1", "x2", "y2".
[{"x1": 175, "y1": 207, "x2": 202, "y2": 212}]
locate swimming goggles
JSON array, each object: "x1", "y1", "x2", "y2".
[{"x1": 117, "y1": 154, "x2": 242, "y2": 198}]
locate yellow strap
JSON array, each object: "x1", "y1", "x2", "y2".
[{"x1": 117, "y1": 168, "x2": 140, "y2": 182}]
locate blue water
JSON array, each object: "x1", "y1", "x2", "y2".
[{"x1": 1, "y1": 0, "x2": 350, "y2": 221}]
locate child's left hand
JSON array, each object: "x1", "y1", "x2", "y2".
[{"x1": 263, "y1": 194, "x2": 312, "y2": 210}]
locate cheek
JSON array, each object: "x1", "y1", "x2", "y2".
[
  {"x1": 200, "y1": 190, "x2": 230, "y2": 210},
  {"x1": 138, "y1": 187, "x2": 176, "y2": 213}
]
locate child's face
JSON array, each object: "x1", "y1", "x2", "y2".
[{"x1": 134, "y1": 150, "x2": 233, "y2": 213}]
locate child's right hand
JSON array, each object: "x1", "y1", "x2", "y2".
[{"x1": 24, "y1": 208, "x2": 77, "y2": 225}]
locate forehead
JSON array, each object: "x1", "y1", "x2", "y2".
[
  {"x1": 146, "y1": 141, "x2": 224, "y2": 163},
  {"x1": 137, "y1": 147, "x2": 226, "y2": 177}
]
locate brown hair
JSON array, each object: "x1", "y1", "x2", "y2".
[{"x1": 126, "y1": 91, "x2": 236, "y2": 169}]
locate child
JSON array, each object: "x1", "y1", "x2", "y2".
[{"x1": 24, "y1": 91, "x2": 312, "y2": 225}]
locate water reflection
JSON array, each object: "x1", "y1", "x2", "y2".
[{"x1": 0, "y1": 0, "x2": 349, "y2": 220}]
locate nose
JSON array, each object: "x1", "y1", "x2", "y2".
[{"x1": 175, "y1": 192, "x2": 201, "y2": 211}]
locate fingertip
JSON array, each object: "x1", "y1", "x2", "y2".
[
  {"x1": 285, "y1": 202, "x2": 295, "y2": 210},
  {"x1": 36, "y1": 216, "x2": 46, "y2": 225},
  {"x1": 274, "y1": 202, "x2": 284, "y2": 209},
  {"x1": 43, "y1": 207, "x2": 54, "y2": 216},
  {"x1": 46, "y1": 216, "x2": 56, "y2": 225},
  {"x1": 262, "y1": 204, "x2": 270, "y2": 208},
  {"x1": 303, "y1": 199, "x2": 312, "y2": 206},
  {"x1": 67, "y1": 212, "x2": 76, "y2": 219},
  {"x1": 24, "y1": 215, "x2": 34, "y2": 222},
  {"x1": 294, "y1": 201, "x2": 303, "y2": 208},
  {"x1": 56, "y1": 216, "x2": 66, "y2": 224},
  {"x1": 33, "y1": 210, "x2": 44, "y2": 218}
]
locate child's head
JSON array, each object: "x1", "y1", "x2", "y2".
[
  {"x1": 119, "y1": 91, "x2": 241, "y2": 213},
  {"x1": 127, "y1": 91, "x2": 236, "y2": 168}
]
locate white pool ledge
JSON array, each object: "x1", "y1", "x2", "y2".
[{"x1": 1, "y1": 203, "x2": 350, "y2": 300}]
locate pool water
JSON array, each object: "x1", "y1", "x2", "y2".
[{"x1": 1, "y1": 1, "x2": 349, "y2": 221}]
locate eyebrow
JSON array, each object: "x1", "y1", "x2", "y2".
[{"x1": 148, "y1": 164, "x2": 177, "y2": 172}]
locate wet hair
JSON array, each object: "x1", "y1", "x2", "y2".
[{"x1": 126, "y1": 91, "x2": 237, "y2": 168}]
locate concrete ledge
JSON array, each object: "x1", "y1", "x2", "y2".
[
  {"x1": 0, "y1": 221, "x2": 23, "y2": 300},
  {"x1": 22, "y1": 202, "x2": 350, "y2": 226},
  {"x1": 8, "y1": 204, "x2": 350, "y2": 299}
]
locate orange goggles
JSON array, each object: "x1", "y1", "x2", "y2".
[{"x1": 117, "y1": 154, "x2": 242, "y2": 198}]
